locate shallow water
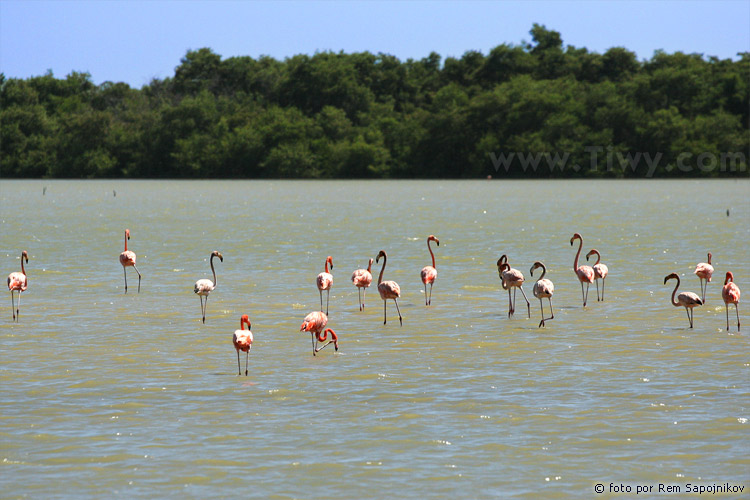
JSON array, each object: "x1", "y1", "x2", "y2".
[{"x1": 1, "y1": 179, "x2": 748, "y2": 499}]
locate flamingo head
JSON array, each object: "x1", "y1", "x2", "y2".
[
  {"x1": 707, "y1": 252, "x2": 712, "y2": 264},
  {"x1": 570, "y1": 233, "x2": 582, "y2": 246},
  {"x1": 530, "y1": 261, "x2": 544, "y2": 277},
  {"x1": 725, "y1": 271, "x2": 734, "y2": 284},
  {"x1": 212, "y1": 251, "x2": 223, "y2": 262},
  {"x1": 496, "y1": 254, "x2": 507, "y2": 267},
  {"x1": 125, "y1": 229, "x2": 130, "y2": 240},
  {"x1": 428, "y1": 235, "x2": 439, "y2": 246},
  {"x1": 376, "y1": 250, "x2": 386, "y2": 263},
  {"x1": 663, "y1": 273, "x2": 679, "y2": 285},
  {"x1": 21, "y1": 250, "x2": 28, "y2": 264},
  {"x1": 586, "y1": 249, "x2": 599, "y2": 261},
  {"x1": 325, "y1": 255, "x2": 333, "y2": 271},
  {"x1": 240, "y1": 314, "x2": 251, "y2": 330},
  {"x1": 367, "y1": 258, "x2": 373, "y2": 271}
]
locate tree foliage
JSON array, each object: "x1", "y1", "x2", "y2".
[{"x1": 2, "y1": 25, "x2": 748, "y2": 178}]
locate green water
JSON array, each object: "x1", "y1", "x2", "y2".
[{"x1": 1, "y1": 179, "x2": 748, "y2": 499}]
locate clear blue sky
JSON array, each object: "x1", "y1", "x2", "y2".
[{"x1": 1, "y1": 0, "x2": 749, "y2": 88}]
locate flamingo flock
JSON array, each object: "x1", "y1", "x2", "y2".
[{"x1": 5, "y1": 230, "x2": 743, "y2": 377}]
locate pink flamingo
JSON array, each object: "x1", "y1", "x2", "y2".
[
  {"x1": 300, "y1": 311, "x2": 338, "y2": 355},
  {"x1": 420, "y1": 235, "x2": 439, "y2": 306},
  {"x1": 586, "y1": 249, "x2": 608, "y2": 302},
  {"x1": 233, "y1": 314, "x2": 254, "y2": 376},
  {"x1": 530, "y1": 261, "x2": 554, "y2": 327},
  {"x1": 496, "y1": 255, "x2": 530, "y2": 318},
  {"x1": 694, "y1": 252, "x2": 714, "y2": 303},
  {"x1": 316, "y1": 256, "x2": 333, "y2": 315},
  {"x1": 119, "y1": 229, "x2": 141, "y2": 293},
  {"x1": 664, "y1": 273, "x2": 703, "y2": 328},
  {"x1": 194, "y1": 250, "x2": 223, "y2": 323},
  {"x1": 351, "y1": 258, "x2": 373, "y2": 311},
  {"x1": 376, "y1": 250, "x2": 402, "y2": 325},
  {"x1": 7, "y1": 250, "x2": 29, "y2": 322},
  {"x1": 721, "y1": 272, "x2": 741, "y2": 331},
  {"x1": 570, "y1": 233, "x2": 595, "y2": 307}
]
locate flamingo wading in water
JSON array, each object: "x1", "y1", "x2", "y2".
[
  {"x1": 497, "y1": 255, "x2": 530, "y2": 319},
  {"x1": 233, "y1": 314, "x2": 254, "y2": 376},
  {"x1": 351, "y1": 258, "x2": 373, "y2": 311},
  {"x1": 316, "y1": 256, "x2": 333, "y2": 315},
  {"x1": 300, "y1": 311, "x2": 338, "y2": 355},
  {"x1": 376, "y1": 250, "x2": 402, "y2": 326},
  {"x1": 420, "y1": 235, "x2": 439, "y2": 306},
  {"x1": 530, "y1": 261, "x2": 554, "y2": 327},
  {"x1": 7, "y1": 250, "x2": 29, "y2": 322},
  {"x1": 586, "y1": 248, "x2": 608, "y2": 302},
  {"x1": 570, "y1": 233, "x2": 595, "y2": 307},
  {"x1": 721, "y1": 272, "x2": 741, "y2": 331},
  {"x1": 194, "y1": 250, "x2": 223, "y2": 323},
  {"x1": 119, "y1": 229, "x2": 141, "y2": 293},
  {"x1": 694, "y1": 252, "x2": 714, "y2": 303},
  {"x1": 664, "y1": 273, "x2": 703, "y2": 328}
]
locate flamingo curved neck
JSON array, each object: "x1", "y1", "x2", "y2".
[
  {"x1": 537, "y1": 264, "x2": 547, "y2": 280},
  {"x1": 573, "y1": 238, "x2": 583, "y2": 271},
  {"x1": 591, "y1": 251, "x2": 601, "y2": 266},
  {"x1": 124, "y1": 232, "x2": 128, "y2": 252},
  {"x1": 428, "y1": 239, "x2": 436, "y2": 269},
  {"x1": 378, "y1": 255, "x2": 387, "y2": 285},
  {"x1": 670, "y1": 277, "x2": 680, "y2": 307},
  {"x1": 210, "y1": 255, "x2": 218, "y2": 286},
  {"x1": 21, "y1": 257, "x2": 26, "y2": 276},
  {"x1": 367, "y1": 260, "x2": 372, "y2": 273}
]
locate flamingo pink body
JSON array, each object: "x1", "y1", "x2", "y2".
[
  {"x1": 420, "y1": 235, "x2": 439, "y2": 306},
  {"x1": 694, "y1": 252, "x2": 714, "y2": 303},
  {"x1": 586, "y1": 248, "x2": 608, "y2": 302},
  {"x1": 664, "y1": 273, "x2": 703, "y2": 328},
  {"x1": 571, "y1": 233, "x2": 595, "y2": 307},
  {"x1": 376, "y1": 250, "x2": 402, "y2": 325},
  {"x1": 530, "y1": 261, "x2": 554, "y2": 327},
  {"x1": 721, "y1": 272, "x2": 741, "y2": 331},
  {"x1": 316, "y1": 256, "x2": 333, "y2": 315},
  {"x1": 300, "y1": 311, "x2": 334, "y2": 355},
  {"x1": 7, "y1": 250, "x2": 28, "y2": 322},
  {"x1": 498, "y1": 258, "x2": 530, "y2": 318},
  {"x1": 233, "y1": 314, "x2": 254, "y2": 375},
  {"x1": 119, "y1": 229, "x2": 141, "y2": 293},
  {"x1": 351, "y1": 258, "x2": 373, "y2": 311}
]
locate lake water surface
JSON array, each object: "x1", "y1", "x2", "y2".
[{"x1": 1, "y1": 179, "x2": 748, "y2": 498}]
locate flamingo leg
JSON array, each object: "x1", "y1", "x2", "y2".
[
  {"x1": 245, "y1": 351, "x2": 249, "y2": 376},
  {"x1": 393, "y1": 298, "x2": 403, "y2": 326},
  {"x1": 736, "y1": 304, "x2": 741, "y2": 331},
  {"x1": 311, "y1": 333, "x2": 317, "y2": 356},
  {"x1": 518, "y1": 286, "x2": 531, "y2": 319},
  {"x1": 10, "y1": 291, "x2": 15, "y2": 321},
  {"x1": 316, "y1": 340, "x2": 338, "y2": 352},
  {"x1": 15, "y1": 291, "x2": 21, "y2": 322},
  {"x1": 580, "y1": 281, "x2": 586, "y2": 307},
  {"x1": 726, "y1": 304, "x2": 730, "y2": 330},
  {"x1": 507, "y1": 289, "x2": 513, "y2": 317},
  {"x1": 428, "y1": 282, "x2": 434, "y2": 306},
  {"x1": 236, "y1": 349, "x2": 241, "y2": 375},
  {"x1": 362, "y1": 288, "x2": 366, "y2": 310},
  {"x1": 595, "y1": 279, "x2": 600, "y2": 301},
  {"x1": 123, "y1": 267, "x2": 128, "y2": 293},
  {"x1": 319, "y1": 289, "x2": 324, "y2": 313},
  {"x1": 358, "y1": 288, "x2": 363, "y2": 311},
  {"x1": 538, "y1": 299, "x2": 545, "y2": 328},
  {"x1": 133, "y1": 265, "x2": 142, "y2": 293},
  {"x1": 547, "y1": 297, "x2": 555, "y2": 323},
  {"x1": 601, "y1": 278, "x2": 605, "y2": 301},
  {"x1": 383, "y1": 299, "x2": 388, "y2": 325},
  {"x1": 326, "y1": 289, "x2": 330, "y2": 316},
  {"x1": 685, "y1": 307, "x2": 693, "y2": 328},
  {"x1": 424, "y1": 283, "x2": 428, "y2": 306}
]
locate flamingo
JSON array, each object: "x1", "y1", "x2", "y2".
[
  {"x1": 420, "y1": 235, "x2": 439, "y2": 306},
  {"x1": 194, "y1": 250, "x2": 223, "y2": 323},
  {"x1": 586, "y1": 248, "x2": 608, "y2": 302},
  {"x1": 300, "y1": 310, "x2": 338, "y2": 355},
  {"x1": 570, "y1": 233, "x2": 595, "y2": 307},
  {"x1": 530, "y1": 261, "x2": 554, "y2": 327},
  {"x1": 316, "y1": 256, "x2": 333, "y2": 315},
  {"x1": 721, "y1": 272, "x2": 741, "y2": 331},
  {"x1": 233, "y1": 314, "x2": 254, "y2": 376},
  {"x1": 664, "y1": 273, "x2": 703, "y2": 328},
  {"x1": 351, "y1": 258, "x2": 373, "y2": 311},
  {"x1": 376, "y1": 250, "x2": 402, "y2": 325},
  {"x1": 694, "y1": 252, "x2": 714, "y2": 303},
  {"x1": 496, "y1": 256, "x2": 530, "y2": 318},
  {"x1": 7, "y1": 250, "x2": 29, "y2": 322},
  {"x1": 119, "y1": 229, "x2": 141, "y2": 293}
]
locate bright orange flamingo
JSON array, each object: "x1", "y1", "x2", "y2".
[
  {"x1": 119, "y1": 229, "x2": 141, "y2": 293},
  {"x1": 497, "y1": 255, "x2": 530, "y2": 318},
  {"x1": 316, "y1": 256, "x2": 333, "y2": 315},
  {"x1": 664, "y1": 273, "x2": 703, "y2": 328},
  {"x1": 351, "y1": 258, "x2": 373, "y2": 311},
  {"x1": 233, "y1": 314, "x2": 254, "y2": 376},
  {"x1": 570, "y1": 233, "x2": 595, "y2": 307},
  {"x1": 194, "y1": 250, "x2": 223, "y2": 323},
  {"x1": 420, "y1": 235, "x2": 439, "y2": 306},
  {"x1": 376, "y1": 250, "x2": 402, "y2": 325},
  {"x1": 694, "y1": 252, "x2": 714, "y2": 303},
  {"x1": 586, "y1": 249, "x2": 608, "y2": 302},
  {"x1": 7, "y1": 250, "x2": 29, "y2": 322},
  {"x1": 721, "y1": 272, "x2": 741, "y2": 331},
  {"x1": 530, "y1": 261, "x2": 554, "y2": 327},
  {"x1": 300, "y1": 310, "x2": 337, "y2": 355}
]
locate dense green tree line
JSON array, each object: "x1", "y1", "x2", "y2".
[{"x1": 2, "y1": 25, "x2": 748, "y2": 178}]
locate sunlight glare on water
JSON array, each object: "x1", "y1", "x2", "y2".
[{"x1": 1, "y1": 179, "x2": 748, "y2": 498}]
